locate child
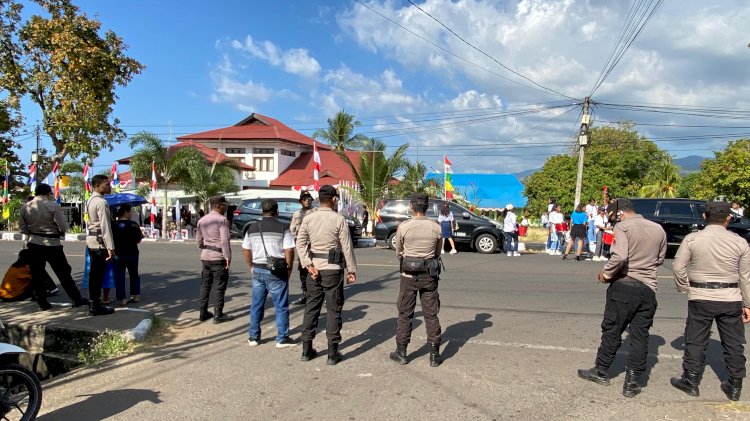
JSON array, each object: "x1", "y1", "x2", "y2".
[
  {"x1": 113, "y1": 204, "x2": 143, "y2": 306},
  {"x1": 1, "y1": 249, "x2": 58, "y2": 301}
]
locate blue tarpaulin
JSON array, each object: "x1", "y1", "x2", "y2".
[{"x1": 427, "y1": 173, "x2": 527, "y2": 210}]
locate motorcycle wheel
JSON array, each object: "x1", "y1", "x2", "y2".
[{"x1": 0, "y1": 363, "x2": 42, "y2": 421}]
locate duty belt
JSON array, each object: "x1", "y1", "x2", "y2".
[
  {"x1": 200, "y1": 244, "x2": 223, "y2": 253},
  {"x1": 689, "y1": 281, "x2": 739, "y2": 289},
  {"x1": 311, "y1": 252, "x2": 329, "y2": 259}
]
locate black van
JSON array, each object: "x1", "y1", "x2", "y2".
[
  {"x1": 624, "y1": 198, "x2": 750, "y2": 245},
  {"x1": 373, "y1": 199, "x2": 505, "y2": 253}
]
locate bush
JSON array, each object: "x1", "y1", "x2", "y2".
[{"x1": 77, "y1": 330, "x2": 134, "y2": 364}]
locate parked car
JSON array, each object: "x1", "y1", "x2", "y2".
[
  {"x1": 374, "y1": 199, "x2": 505, "y2": 254},
  {"x1": 230, "y1": 197, "x2": 363, "y2": 242},
  {"x1": 617, "y1": 198, "x2": 750, "y2": 246}
]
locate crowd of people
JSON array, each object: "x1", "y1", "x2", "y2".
[{"x1": 539, "y1": 197, "x2": 613, "y2": 261}]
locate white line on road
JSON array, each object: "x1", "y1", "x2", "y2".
[{"x1": 357, "y1": 263, "x2": 398, "y2": 268}]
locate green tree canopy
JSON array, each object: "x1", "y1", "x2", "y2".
[
  {"x1": 693, "y1": 138, "x2": 750, "y2": 205},
  {"x1": 638, "y1": 156, "x2": 681, "y2": 198},
  {"x1": 524, "y1": 122, "x2": 669, "y2": 216},
  {"x1": 313, "y1": 110, "x2": 368, "y2": 151},
  {"x1": 0, "y1": 0, "x2": 144, "y2": 162}
]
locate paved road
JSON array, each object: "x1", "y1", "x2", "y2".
[{"x1": 1, "y1": 241, "x2": 748, "y2": 420}]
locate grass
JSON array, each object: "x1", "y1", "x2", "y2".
[
  {"x1": 521, "y1": 227, "x2": 549, "y2": 243},
  {"x1": 77, "y1": 316, "x2": 172, "y2": 364}
]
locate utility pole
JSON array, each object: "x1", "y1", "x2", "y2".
[
  {"x1": 574, "y1": 97, "x2": 591, "y2": 207},
  {"x1": 34, "y1": 124, "x2": 41, "y2": 183}
]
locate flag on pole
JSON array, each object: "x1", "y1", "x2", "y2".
[
  {"x1": 111, "y1": 162, "x2": 120, "y2": 193},
  {"x1": 313, "y1": 141, "x2": 321, "y2": 191},
  {"x1": 28, "y1": 163, "x2": 36, "y2": 192},
  {"x1": 1, "y1": 163, "x2": 8, "y2": 220},
  {"x1": 52, "y1": 161, "x2": 60, "y2": 203},
  {"x1": 83, "y1": 162, "x2": 91, "y2": 200},
  {"x1": 150, "y1": 161, "x2": 157, "y2": 230},
  {"x1": 444, "y1": 155, "x2": 454, "y2": 200}
]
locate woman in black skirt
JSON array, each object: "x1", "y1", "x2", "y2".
[{"x1": 563, "y1": 204, "x2": 589, "y2": 261}]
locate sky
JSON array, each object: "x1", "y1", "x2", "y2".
[{"x1": 12, "y1": 0, "x2": 750, "y2": 176}]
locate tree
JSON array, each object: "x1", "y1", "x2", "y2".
[
  {"x1": 390, "y1": 160, "x2": 428, "y2": 198},
  {"x1": 128, "y1": 132, "x2": 198, "y2": 239},
  {"x1": 638, "y1": 156, "x2": 682, "y2": 198},
  {"x1": 313, "y1": 110, "x2": 368, "y2": 151},
  {"x1": 0, "y1": 0, "x2": 144, "y2": 162},
  {"x1": 337, "y1": 137, "x2": 408, "y2": 212},
  {"x1": 0, "y1": 98, "x2": 24, "y2": 182},
  {"x1": 693, "y1": 139, "x2": 750, "y2": 205},
  {"x1": 676, "y1": 172, "x2": 700, "y2": 198},
  {"x1": 524, "y1": 122, "x2": 669, "y2": 216},
  {"x1": 179, "y1": 157, "x2": 240, "y2": 212}
]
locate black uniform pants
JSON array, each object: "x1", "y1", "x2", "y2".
[
  {"x1": 199, "y1": 260, "x2": 229, "y2": 316},
  {"x1": 300, "y1": 269, "x2": 345, "y2": 344},
  {"x1": 88, "y1": 248, "x2": 109, "y2": 302},
  {"x1": 683, "y1": 300, "x2": 746, "y2": 378},
  {"x1": 595, "y1": 279, "x2": 657, "y2": 373},
  {"x1": 27, "y1": 243, "x2": 82, "y2": 306},
  {"x1": 298, "y1": 263, "x2": 308, "y2": 294},
  {"x1": 396, "y1": 274, "x2": 442, "y2": 345}
]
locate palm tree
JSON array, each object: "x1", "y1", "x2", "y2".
[
  {"x1": 128, "y1": 132, "x2": 200, "y2": 238},
  {"x1": 639, "y1": 157, "x2": 682, "y2": 198},
  {"x1": 179, "y1": 156, "x2": 240, "y2": 212},
  {"x1": 337, "y1": 137, "x2": 408, "y2": 211},
  {"x1": 313, "y1": 110, "x2": 368, "y2": 151},
  {"x1": 391, "y1": 160, "x2": 429, "y2": 198}
]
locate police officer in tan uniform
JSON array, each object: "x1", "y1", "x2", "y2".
[
  {"x1": 290, "y1": 190, "x2": 314, "y2": 305},
  {"x1": 85, "y1": 175, "x2": 116, "y2": 316},
  {"x1": 390, "y1": 193, "x2": 444, "y2": 367},
  {"x1": 578, "y1": 198, "x2": 667, "y2": 397},
  {"x1": 296, "y1": 185, "x2": 356, "y2": 365},
  {"x1": 670, "y1": 201, "x2": 750, "y2": 401}
]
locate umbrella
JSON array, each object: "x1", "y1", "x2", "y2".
[{"x1": 104, "y1": 193, "x2": 148, "y2": 207}]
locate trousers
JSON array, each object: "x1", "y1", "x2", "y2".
[
  {"x1": 504, "y1": 232, "x2": 518, "y2": 253},
  {"x1": 199, "y1": 260, "x2": 229, "y2": 316},
  {"x1": 298, "y1": 263, "x2": 308, "y2": 294},
  {"x1": 114, "y1": 254, "x2": 140, "y2": 300},
  {"x1": 27, "y1": 243, "x2": 81, "y2": 305},
  {"x1": 396, "y1": 274, "x2": 442, "y2": 345},
  {"x1": 682, "y1": 300, "x2": 747, "y2": 378},
  {"x1": 87, "y1": 247, "x2": 109, "y2": 302},
  {"x1": 595, "y1": 279, "x2": 657, "y2": 373},
  {"x1": 300, "y1": 269, "x2": 345, "y2": 344}
]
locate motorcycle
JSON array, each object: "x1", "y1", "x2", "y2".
[{"x1": 0, "y1": 321, "x2": 42, "y2": 420}]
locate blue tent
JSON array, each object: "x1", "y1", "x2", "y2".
[{"x1": 428, "y1": 173, "x2": 527, "y2": 210}]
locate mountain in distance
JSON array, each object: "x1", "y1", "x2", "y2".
[{"x1": 673, "y1": 155, "x2": 706, "y2": 174}]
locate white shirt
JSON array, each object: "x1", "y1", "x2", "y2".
[
  {"x1": 547, "y1": 203, "x2": 554, "y2": 212},
  {"x1": 585, "y1": 204, "x2": 597, "y2": 220},
  {"x1": 593, "y1": 214, "x2": 608, "y2": 233},
  {"x1": 242, "y1": 226, "x2": 295, "y2": 265},
  {"x1": 549, "y1": 211, "x2": 564, "y2": 224},
  {"x1": 503, "y1": 212, "x2": 517, "y2": 232},
  {"x1": 541, "y1": 214, "x2": 549, "y2": 226}
]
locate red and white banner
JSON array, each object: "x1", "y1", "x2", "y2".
[
  {"x1": 313, "y1": 141, "x2": 321, "y2": 191},
  {"x1": 150, "y1": 161, "x2": 157, "y2": 229}
]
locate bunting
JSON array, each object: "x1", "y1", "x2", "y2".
[
  {"x1": 111, "y1": 162, "x2": 120, "y2": 193},
  {"x1": 444, "y1": 155, "x2": 454, "y2": 200},
  {"x1": 150, "y1": 161, "x2": 157, "y2": 230},
  {"x1": 52, "y1": 161, "x2": 60, "y2": 203},
  {"x1": 28, "y1": 163, "x2": 36, "y2": 192},
  {"x1": 313, "y1": 141, "x2": 321, "y2": 191}
]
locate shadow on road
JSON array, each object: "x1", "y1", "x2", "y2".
[
  {"x1": 441, "y1": 313, "x2": 494, "y2": 361},
  {"x1": 609, "y1": 334, "x2": 666, "y2": 385},
  {"x1": 340, "y1": 315, "x2": 408, "y2": 360},
  {"x1": 38, "y1": 389, "x2": 162, "y2": 421},
  {"x1": 670, "y1": 335, "x2": 731, "y2": 381}
]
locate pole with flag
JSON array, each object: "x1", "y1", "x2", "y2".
[
  {"x1": 82, "y1": 162, "x2": 91, "y2": 200},
  {"x1": 28, "y1": 163, "x2": 36, "y2": 192},
  {"x1": 2, "y1": 162, "x2": 9, "y2": 220},
  {"x1": 52, "y1": 161, "x2": 60, "y2": 203},
  {"x1": 111, "y1": 162, "x2": 120, "y2": 193},
  {"x1": 444, "y1": 155, "x2": 454, "y2": 200},
  {"x1": 150, "y1": 161, "x2": 157, "y2": 232},
  {"x1": 313, "y1": 141, "x2": 321, "y2": 192}
]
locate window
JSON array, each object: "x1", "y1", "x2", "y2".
[
  {"x1": 284, "y1": 202, "x2": 302, "y2": 213},
  {"x1": 253, "y1": 148, "x2": 274, "y2": 154},
  {"x1": 632, "y1": 200, "x2": 657, "y2": 217},
  {"x1": 253, "y1": 157, "x2": 274, "y2": 172},
  {"x1": 241, "y1": 200, "x2": 261, "y2": 210},
  {"x1": 658, "y1": 202, "x2": 692, "y2": 217},
  {"x1": 226, "y1": 148, "x2": 246, "y2": 154},
  {"x1": 280, "y1": 149, "x2": 296, "y2": 157}
]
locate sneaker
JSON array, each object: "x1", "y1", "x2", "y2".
[
  {"x1": 441, "y1": 249, "x2": 446, "y2": 255},
  {"x1": 450, "y1": 250, "x2": 457, "y2": 255},
  {"x1": 507, "y1": 252, "x2": 512, "y2": 257},
  {"x1": 513, "y1": 252, "x2": 521, "y2": 257},
  {"x1": 554, "y1": 251, "x2": 562, "y2": 255},
  {"x1": 276, "y1": 337, "x2": 300, "y2": 348},
  {"x1": 248, "y1": 338, "x2": 260, "y2": 347}
]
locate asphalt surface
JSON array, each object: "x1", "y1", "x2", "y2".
[{"x1": 1, "y1": 241, "x2": 749, "y2": 420}]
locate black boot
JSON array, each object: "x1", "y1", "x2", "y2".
[
  {"x1": 89, "y1": 299, "x2": 114, "y2": 316},
  {"x1": 622, "y1": 369, "x2": 642, "y2": 398},
  {"x1": 429, "y1": 342, "x2": 442, "y2": 367},
  {"x1": 327, "y1": 343, "x2": 342, "y2": 365},
  {"x1": 670, "y1": 369, "x2": 701, "y2": 397},
  {"x1": 389, "y1": 343, "x2": 408, "y2": 365},
  {"x1": 720, "y1": 376, "x2": 742, "y2": 401},
  {"x1": 300, "y1": 341, "x2": 316, "y2": 362},
  {"x1": 577, "y1": 366, "x2": 610, "y2": 386}
]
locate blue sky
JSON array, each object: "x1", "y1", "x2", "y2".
[{"x1": 14, "y1": 0, "x2": 750, "y2": 175}]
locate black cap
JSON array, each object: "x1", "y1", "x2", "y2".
[
  {"x1": 209, "y1": 195, "x2": 230, "y2": 206},
  {"x1": 706, "y1": 201, "x2": 731, "y2": 217},
  {"x1": 410, "y1": 192, "x2": 428, "y2": 205},
  {"x1": 318, "y1": 185, "x2": 339, "y2": 200},
  {"x1": 299, "y1": 191, "x2": 313, "y2": 200}
]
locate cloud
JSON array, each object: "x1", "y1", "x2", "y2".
[
  {"x1": 209, "y1": 55, "x2": 275, "y2": 112},
  {"x1": 318, "y1": 66, "x2": 422, "y2": 115},
  {"x1": 231, "y1": 35, "x2": 321, "y2": 78}
]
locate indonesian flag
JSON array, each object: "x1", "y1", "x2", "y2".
[
  {"x1": 444, "y1": 155, "x2": 454, "y2": 200},
  {"x1": 83, "y1": 163, "x2": 91, "y2": 200},
  {"x1": 150, "y1": 161, "x2": 157, "y2": 229},
  {"x1": 2, "y1": 163, "x2": 8, "y2": 205},
  {"x1": 28, "y1": 163, "x2": 36, "y2": 192},
  {"x1": 111, "y1": 162, "x2": 120, "y2": 193},
  {"x1": 52, "y1": 161, "x2": 60, "y2": 203},
  {"x1": 313, "y1": 142, "x2": 321, "y2": 191}
]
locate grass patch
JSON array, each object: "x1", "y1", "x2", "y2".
[
  {"x1": 139, "y1": 315, "x2": 171, "y2": 347},
  {"x1": 77, "y1": 329, "x2": 135, "y2": 364},
  {"x1": 714, "y1": 402, "x2": 750, "y2": 413},
  {"x1": 522, "y1": 227, "x2": 549, "y2": 243}
]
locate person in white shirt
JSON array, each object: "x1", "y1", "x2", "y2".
[
  {"x1": 503, "y1": 204, "x2": 519, "y2": 257},
  {"x1": 548, "y1": 204, "x2": 565, "y2": 255},
  {"x1": 731, "y1": 201, "x2": 744, "y2": 219},
  {"x1": 592, "y1": 207, "x2": 609, "y2": 261},
  {"x1": 541, "y1": 212, "x2": 551, "y2": 251},
  {"x1": 585, "y1": 198, "x2": 598, "y2": 251}
]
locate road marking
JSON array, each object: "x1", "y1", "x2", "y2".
[{"x1": 357, "y1": 263, "x2": 398, "y2": 268}]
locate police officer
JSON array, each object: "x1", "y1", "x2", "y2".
[
  {"x1": 19, "y1": 183, "x2": 88, "y2": 311},
  {"x1": 670, "y1": 201, "x2": 750, "y2": 401},
  {"x1": 195, "y1": 195, "x2": 234, "y2": 324},
  {"x1": 85, "y1": 175, "x2": 116, "y2": 316},
  {"x1": 289, "y1": 190, "x2": 314, "y2": 306},
  {"x1": 578, "y1": 198, "x2": 667, "y2": 397},
  {"x1": 389, "y1": 193, "x2": 443, "y2": 367},
  {"x1": 296, "y1": 185, "x2": 357, "y2": 365}
]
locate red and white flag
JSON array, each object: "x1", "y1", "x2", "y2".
[
  {"x1": 150, "y1": 161, "x2": 157, "y2": 229},
  {"x1": 313, "y1": 141, "x2": 321, "y2": 191},
  {"x1": 52, "y1": 161, "x2": 60, "y2": 203}
]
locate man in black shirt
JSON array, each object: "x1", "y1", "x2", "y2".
[{"x1": 112, "y1": 204, "x2": 143, "y2": 306}]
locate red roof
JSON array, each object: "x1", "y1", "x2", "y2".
[
  {"x1": 177, "y1": 113, "x2": 331, "y2": 150},
  {"x1": 117, "y1": 141, "x2": 254, "y2": 171},
  {"x1": 271, "y1": 151, "x2": 361, "y2": 187}
]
